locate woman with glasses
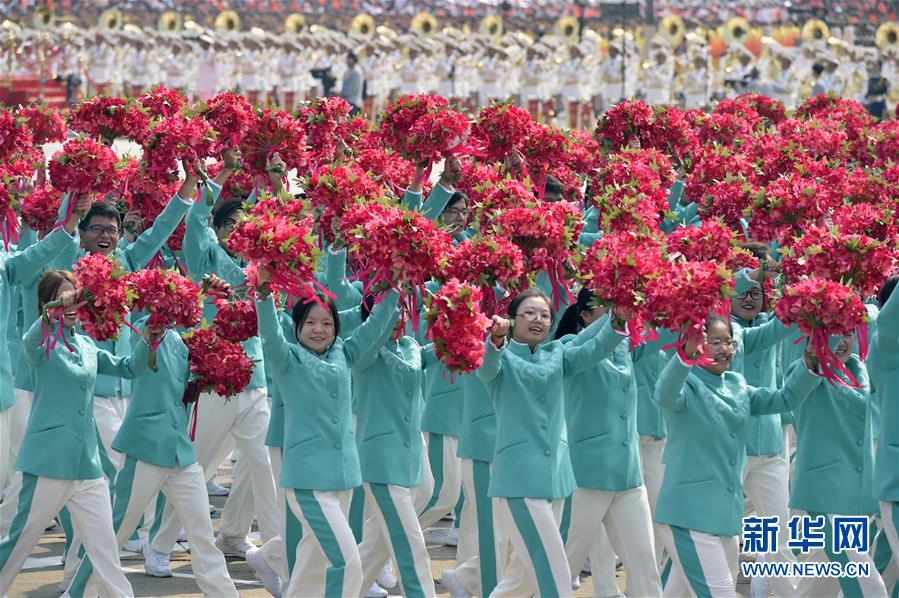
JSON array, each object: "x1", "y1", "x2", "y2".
[
  {"x1": 654, "y1": 314, "x2": 822, "y2": 598},
  {"x1": 480, "y1": 288, "x2": 629, "y2": 597},
  {"x1": 553, "y1": 288, "x2": 662, "y2": 597},
  {"x1": 788, "y1": 330, "x2": 888, "y2": 597}
]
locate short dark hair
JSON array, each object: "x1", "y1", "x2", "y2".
[
  {"x1": 292, "y1": 294, "x2": 341, "y2": 339},
  {"x1": 347, "y1": 52, "x2": 358, "y2": 63},
  {"x1": 79, "y1": 201, "x2": 122, "y2": 230},
  {"x1": 741, "y1": 241, "x2": 770, "y2": 262},
  {"x1": 880, "y1": 275, "x2": 898, "y2": 307},
  {"x1": 543, "y1": 175, "x2": 564, "y2": 199},
  {"x1": 213, "y1": 200, "x2": 244, "y2": 229},
  {"x1": 37, "y1": 269, "x2": 77, "y2": 314},
  {"x1": 554, "y1": 287, "x2": 594, "y2": 339},
  {"x1": 706, "y1": 314, "x2": 733, "y2": 336},
  {"x1": 360, "y1": 293, "x2": 376, "y2": 323},
  {"x1": 507, "y1": 288, "x2": 554, "y2": 323},
  {"x1": 443, "y1": 191, "x2": 467, "y2": 210}
]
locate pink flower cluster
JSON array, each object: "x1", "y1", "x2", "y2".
[
  {"x1": 21, "y1": 185, "x2": 62, "y2": 236},
  {"x1": 241, "y1": 108, "x2": 309, "y2": 179},
  {"x1": 142, "y1": 115, "x2": 216, "y2": 180},
  {"x1": 138, "y1": 85, "x2": 186, "y2": 119},
  {"x1": 182, "y1": 327, "x2": 254, "y2": 397},
  {"x1": 299, "y1": 96, "x2": 353, "y2": 165},
  {"x1": 425, "y1": 278, "x2": 491, "y2": 374},
  {"x1": 69, "y1": 96, "x2": 149, "y2": 142},
  {"x1": 128, "y1": 268, "x2": 203, "y2": 332},
  {"x1": 72, "y1": 253, "x2": 135, "y2": 341},
  {"x1": 49, "y1": 138, "x2": 120, "y2": 196},
  {"x1": 213, "y1": 298, "x2": 258, "y2": 344},
  {"x1": 17, "y1": 104, "x2": 67, "y2": 145},
  {"x1": 472, "y1": 103, "x2": 534, "y2": 163},
  {"x1": 379, "y1": 94, "x2": 449, "y2": 153},
  {"x1": 203, "y1": 92, "x2": 255, "y2": 154},
  {"x1": 0, "y1": 110, "x2": 36, "y2": 164},
  {"x1": 444, "y1": 237, "x2": 525, "y2": 312}
]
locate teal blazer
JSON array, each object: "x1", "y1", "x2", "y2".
[
  {"x1": 259, "y1": 290, "x2": 400, "y2": 490},
  {"x1": 789, "y1": 356, "x2": 877, "y2": 515},
  {"x1": 653, "y1": 354, "x2": 820, "y2": 536},
  {"x1": 17, "y1": 318, "x2": 148, "y2": 479},
  {"x1": 633, "y1": 328, "x2": 679, "y2": 440},
  {"x1": 182, "y1": 181, "x2": 265, "y2": 390},
  {"x1": 456, "y1": 372, "x2": 496, "y2": 463},
  {"x1": 0, "y1": 227, "x2": 78, "y2": 410},
  {"x1": 563, "y1": 327, "x2": 642, "y2": 491},
  {"x1": 89, "y1": 193, "x2": 193, "y2": 398},
  {"x1": 478, "y1": 317, "x2": 625, "y2": 499},
  {"x1": 112, "y1": 327, "x2": 194, "y2": 469},
  {"x1": 872, "y1": 286, "x2": 899, "y2": 502}
]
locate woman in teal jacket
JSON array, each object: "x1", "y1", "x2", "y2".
[
  {"x1": 256, "y1": 262, "x2": 401, "y2": 598},
  {"x1": 0, "y1": 270, "x2": 151, "y2": 597},
  {"x1": 788, "y1": 334, "x2": 888, "y2": 597},
  {"x1": 554, "y1": 289, "x2": 662, "y2": 597},
  {"x1": 479, "y1": 288, "x2": 628, "y2": 597},
  {"x1": 653, "y1": 315, "x2": 821, "y2": 598}
]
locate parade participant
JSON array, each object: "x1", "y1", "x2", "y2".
[
  {"x1": 340, "y1": 52, "x2": 364, "y2": 115},
  {"x1": 555, "y1": 289, "x2": 662, "y2": 597},
  {"x1": 654, "y1": 315, "x2": 822, "y2": 598},
  {"x1": 256, "y1": 261, "x2": 401, "y2": 597},
  {"x1": 145, "y1": 153, "x2": 281, "y2": 578},
  {"x1": 866, "y1": 60, "x2": 890, "y2": 120},
  {"x1": 683, "y1": 52, "x2": 711, "y2": 109},
  {"x1": 643, "y1": 44, "x2": 674, "y2": 105},
  {"x1": 789, "y1": 332, "x2": 888, "y2": 597},
  {"x1": 86, "y1": 32, "x2": 116, "y2": 96},
  {"x1": 560, "y1": 46, "x2": 588, "y2": 129},
  {"x1": 0, "y1": 269, "x2": 154, "y2": 597},
  {"x1": 480, "y1": 289, "x2": 628, "y2": 597}
]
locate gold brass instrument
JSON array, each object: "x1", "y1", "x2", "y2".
[
  {"x1": 157, "y1": 11, "x2": 182, "y2": 33},
  {"x1": 479, "y1": 15, "x2": 503, "y2": 40},
  {"x1": 33, "y1": 8, "x2": 55, "y2": 31},
  {"x1": 215, "y1": 10, "x2": 241, "y2": 32},
  {"x1": 657, "y1": 15, "x2": 685, "y2": 48},
  {"x1": 98, "y1": 8, "x2": 124, "y2": 31},
  {"x1": 554, "y1": 16, "x2": 580, "y2": 45},
  {"x1": 351, "y1": 14, "x2": 375, "y2": 37},
  {"x1": 876, "y1": 22, "x2": 899, "y2": 51},
  {"x1": 411, "y1": 12, "x2": 438, "y2": 37},
  {"x1": 801, "y1": 19, "x2": 830, "y2": 44}
]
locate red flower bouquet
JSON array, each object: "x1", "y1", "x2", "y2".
[
  {"x1": 241, "y1": 108, "x2": 309, "y2": 180},
  {"x1": 306, "y1": 163, "x2": 383, "y2": 215},
  {"x1": 697, "y1": 177, "x2": 759, "y2": 229},
  {"x1": 831, "y1": 203, "x2": 897, "y2": 244},
  {"x1": 403, "y1": 109, "x2": 471, "y2": 174},
  {"x1": 138, "y1": 85, "x2": 186, "y2": 119},
  {"x1": 379, "y1": 94, "x2": 449, "y2": 154},
  {"x1": 69, "y1": 96, "x2": 150, "y2": 142},
  {"x1": 471, "y1": 177, "x2": 535, "y2": 229},
  {"x1": 594, "y1": 100, "x2": 654, "y2": 150},
  {"x1": 299, "y1": 96, "x2": 353, "y2": 165},
  {"x1": 566, "y1": 129, "x2": 602, "y2": 176},
  {"x1": 21, "y1": 185, "x2": 62, "y2": 236},
  {"x1": 773, "y1": 277, "x2": 869, "y2": 387},
  {"x1": 206, "y1": 162, "x2": 255, "y2": 201},
  {"x1": 212, "y1": 298, "x2": 258, "y2": 344},
  {"x1": 17, "y1": 104, "x2": 67, "y2": 145},
  {"x1": 472, "y1": 102, "x2": 534, "y2": 163},
  {"x1": 715, "y1": 93, "x2": 787, "y2": 125},
  {"x1": 142, "y1": 115, "x2": 216, "y2": 180},
  {"x1": 778, "y1": 117, "x2": 849, "y2": 161},
  {"x1": 48, "y1": 139, "x2": 120, "y2": 213},
  {"x1": 71, "y1": 253, "x2": 136, "y2": 341},
  {"x1": 746, "y1": 174, "x2": 840, "y2": 244},
  {"x1": 424, "y1": 278, "x2": 491, "y2": 375},
  {"x1": 354, "y1": 147, "x2": 417, "y2": 194},
  {"x1": 666, "y1": 220, "x2": 754, "y2": 269},
  {"x1": 0, "y1": 110, "x2": 35, "y2": 164},
  {"x1": 580, "y1": 230, "x2": 667, "y2": 347},
  {"x1": 456, "y1": 161, "x2": 505, "y2": 216},
  {"x1": 520, "y1": 123, "x2": 568, "y2": 199},
  {"x1": 203, "y1": 92, "x2": 255, "y2": 154},
  {"x1": 444, "y1": 236, "x2": 525, "y2": 313},
  {"x1": 182, "y1": 327, "x2": 254, "y2": 397}
]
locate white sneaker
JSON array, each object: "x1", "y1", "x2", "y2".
[
  {"x1": 441, "y1": 569, "x2": 472, "y2": 598},
  {"x1": 247, "y1": 547, "x2": 282, "y2": 597},
  {"x1": 581, "y1": 558, "x2": 591, "y2": 574},
  {"x1": 123, "y1": 538, "x2": 145, "y2": 553},
  {"x1": 177, "y1": 527, "x2": 188, "y2": 542},
  {"x1": 144, "y1": 545, "x2": 173, "y2": 578},
  {"x1": 215, "y1": 536, "x2": 254, "y2": 559},
  {"x1": 365, "y1": 583, "x2": 388, "y2": 598},
  {"x1": 206, "y1": 479, "x2": 230, "y2": 496},
  {"x1": 571, "y1": 574, "x2": 581, "y2": 590},
  {"x1": 209, "y1": 504, "x2": 217, "y2": 515},
  {"x1": 442, "y1": 527, "x2": 459, "y2": 547},
  {"x1": 376, "y1": 562, "x2": 397, "y2": 588}
]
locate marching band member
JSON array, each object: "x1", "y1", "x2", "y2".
[
  {"x1": 643, "y1": 44, "x2": 674, "y2": 105},
  {"x1": 683, "y1": 51, "x2": 711, "y2": 109}
]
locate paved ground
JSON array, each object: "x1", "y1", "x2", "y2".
[{"x1": 6, "y1": 459, "x2": 750, "y2": 597}]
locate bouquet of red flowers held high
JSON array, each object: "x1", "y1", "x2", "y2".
[
  {"x1": 424, "y1": 279, "x2": 492, "y2": 376},
  {"x1": 774, "y1": 278, "x2": 869, "y2": 387},
  {"x1": 443, "y1": 236, "x2": 525, "y2": 314},
  {"x1": 138, "y1": 85, "x2": 186, "y2": 119},
  {"x1": 472, "y1": 102, "x2": 534, "y2": 164},
  {"x1": 142, "y1": 115, "x2": 216, "y2": 181},
  {"x1": 666, "y1": 220, "x2": 758, "y2": 270},
  {"x1": 213, "y1": 298, "x2": 258, "y2": 344},
  {"x1": 202, "y1": 92, "x2": 255, "y2": 154},
  {"x1": 17, "y1": 104, "x2": 68, "y2": 145},
  {"x1": 520, "y1": 123, "x2": 568, "y2": 200},
  {"x1": 0, "y1": 110, "x2": 36, "y2": 164},
  {"x1": 182, "y1": 327, "x2": 254, "y2": 399},
  {"x1": 21, "y1": 185, "x2": 63, "y2": 236},
  {"x1": 69, "y1": 96, "x2": 150, "y2": 143},
  {"x1": 48, "y1": 138, "x2": 120, "y2": 223},
  {"x1": 580, "y1": 231, "x2": 667, "y2": 348},
  {"x1": 299, "y1": 96, "x2": 353, "y2": 166},
  {"x1": 241, "y1": 108, "x2": 309, "y2": 181},
  {"x1": 379, "y1": 94, "x2": 449, "y2": 153}
]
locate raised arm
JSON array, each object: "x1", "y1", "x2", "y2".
[
  {"x1": 325, "y1": 246, "x2": 362, "y2": 310},
  {"x1": 562, "y1": 314, "x2": 627, "y2": 375},
  {"x1": 182, "y1": 180, "x2": 221, "y2": 276},
  {"x1": 257, "y1": 295, "x2": 292, "y2": 374},
  {"x1": 6, "y1": 227, "x2": 79, "y2": 288},
  {"x1": 123, "y1": 191, "x2": 192, "y2": 271},
  {"x1": 749, "y1": 358, "x2": 821, "y2": 415},
  {"x1": 97, "y1": 332, "x2": 150, "y2": 379},
  {"x1": 654, "y1": 352, "x2": 692, "y2": 412},
  {"x1": 742, "y1": 315, "x2": 796, "y2": 356},
  {"x1": 874, "y1": 283, "x2": 899, "y2": 361},
  {"x1": 343, "y1": 288, "x2": 401, "y2": 368}
]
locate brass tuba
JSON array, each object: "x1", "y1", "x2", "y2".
[
  {"x1": 157, "y1": 11, "x2": 182, "y2": 33},
  {"x1": 33, "y1": 8, "x2": 55, "y2": 31},
  {"x1": 98, "y1": 8, "x2": 124, "y2": 31},
  {"x1": 215, "y1": 10, "x2": 241, "y2": 32},
  {"x1": 657, "y1": 15, "x2": 685, "y2": 48},
  {"x1": 479, "y1": 15, "x2": 503, "y2": 40},
  {"x1": 284, "y1": 13, "x2": 306, "y2": 34},
  {"x1": 724, "y1": 16, "x2": 751, "y2": 44},
  {"x1": 801, "y1": 19, "x2": 830, "y2": 44},
  {"x1": 554, "y1": 16, "x2": 580, "y2": 44},
  {"x1": 411, "y1": 12, "x2": 438, "y2": 37},
  {"x1": 351, "y1": 14, "x2": 375, "y2": 37},
  {"x1": 876, "y1": 22, "x2": 899, "y2": 51}
]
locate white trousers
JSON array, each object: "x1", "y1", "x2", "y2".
[
  {"x1": 742, "y1": 453, "x2": 798, "y2": 597},
  {"x1": 565, "y1": 486, "x2": 661, "y2": 597},
  {"x1": 67, "y1": 459, "x2": 237, "y2": 597},
  {"x1": 93, "y1": 395, "x2": 130, "y2": 471},
  {"x1": 358, "y1": 482, "x2": 436, "y2": 597},
  {"x1": 284, "y1": 488, "x2": 361, "y2": 597},
  {"x1": 590, "y1": 525, "x2": 620, "y2": 598},
  {"x1": 0, "y1": 476, "x2": 131, "y2": 597},
  {"x1": 260, "y1": 446, "x2": 289, "y2": 582},
  {"x1": 418, "y1": 432, "x2": 462, "y2": 530},
  {"x1": 151, "y1": 388, "x2": 279, "y2": 564},
  {"x1": 0, "y1": 389, "x2": 33, "y2": 539},
  {"x1": 661, "y1": 525, "x2": 738, "y2": 598},
  {"x1": 452, "y1": 459, "x2": 505, "y2": 596},
  {"x1": 794, "y1": 512, "x2": 887, "y2": 598},
  {"x1": 879, "y1": 502, "x2": 899, "y2": 594},
  {"x1": 492, "y1": 497, "x2": 571, "y2": 598},
  {"x1": 640, "y1": 435, "x2": 667, "y2": 568}
]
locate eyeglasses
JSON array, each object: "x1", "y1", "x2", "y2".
[
  {"x1": 708, "y1": 339, "x2": 736, "y2": 350},
  {"x1": 737, "y1": 289, "x2": 764, "y2": 301},
  {"x1": 220, "y1": 219, "x2": 238, "y2": 231},
  {"x1": 83, "y1": 225, "x2": 120, "y2": 237},
  {"x1": 441, "y1": 207, "x2": 469, "y2": 218},
  {"x1": 516, "y1": 310, "x2": 552, "y2": 323}
]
